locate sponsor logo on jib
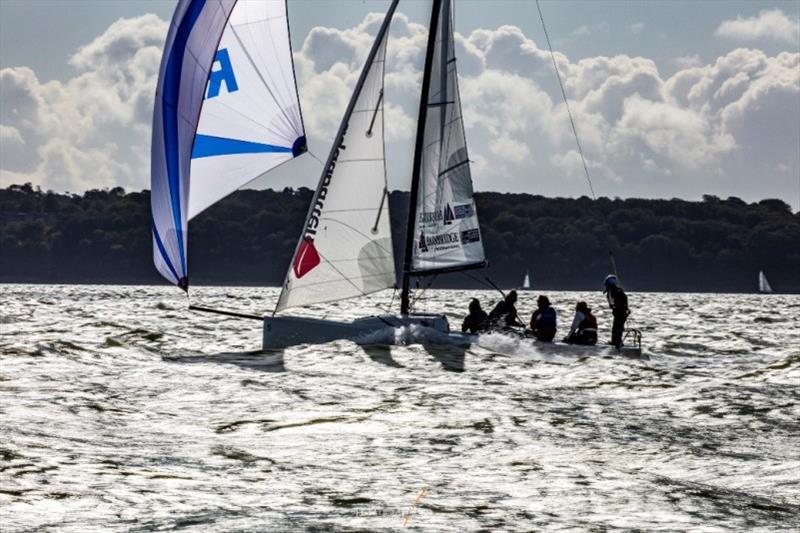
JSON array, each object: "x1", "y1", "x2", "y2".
[
  {"x1": 418, "y1": 228, "x2": 480, "y2": 252},
  {"x1": 419, "y1": 202, "x2": 474, "y2": 225}
]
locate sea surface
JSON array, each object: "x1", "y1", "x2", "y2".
[{"x1": 1, "y1": 284, "x2": 798, "y2": 531}]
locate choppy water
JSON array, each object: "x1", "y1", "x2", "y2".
[{"x1": 1, "y1": 284, "x2": 798, "y2": 531}]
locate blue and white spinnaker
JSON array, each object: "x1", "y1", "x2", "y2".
[{"x1": 151, "y1": 0, "x2": 306, "y2": 290}]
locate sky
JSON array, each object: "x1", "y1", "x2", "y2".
[{"x1": 1, "y1": 0, "x2": 799, "y2": 209}]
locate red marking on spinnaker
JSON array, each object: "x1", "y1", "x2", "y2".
[{"x1": 293, "y1": 238, "x2": 321, "y2": 278}]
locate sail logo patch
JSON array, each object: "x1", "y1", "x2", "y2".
[
  {"x1": 443, "y1": 203, "x2": 455, "y2": 224},
  {"x1": 207, "y1": 48, "x2": 239, "y2": 99},
  {"x1": 453, "y1": 203, "x2": 474, "y2": 219},
  {"x1": 418, "y1": 231, "x2": 460, "y2": 251},
  {"x1": 460, "y1": 228, "x2": 481, "y2": 244},
  {"x1": 420, "y1": 203, "x2": 475, "y2": 225},
  {"x1": 293, "y1": 238, "x2": 320, "y2": 278}
]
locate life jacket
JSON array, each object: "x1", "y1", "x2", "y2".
[
  {"x1": 489, "y1": 301, "x2": 518, "y2": 327},
  {"x1": 606, "y1": 287, "x2": 628, "y2": 312},
  {"x1": 578, "y1": 312, "x2": 597, "y2": 335},
  {"x1": 463, "y1": 310, "x2": 489, "y2": 334},
  {"x1": 532, "y1": 306, "x2": 557, "y2": 332}
]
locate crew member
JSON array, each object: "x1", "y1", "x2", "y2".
[
  {"x1": 604, "y1": 274, "x2": 629, "y2": 349},
  {"x1": 529, "y1": 295, "x2": 557, "y2": 342},
  {"x1": 563, "y1": 301, "x2": 598, "y2": 345},
  {"x1": 488, "y1": 290, "x2": 523, "y2": 330},
  {"x1": 462, "y1": 298, "x2": 489, "y2": 334}
]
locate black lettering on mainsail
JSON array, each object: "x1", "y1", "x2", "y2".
[{"x1": 302, "y1": 126, "x2": 348, "y2": 242}]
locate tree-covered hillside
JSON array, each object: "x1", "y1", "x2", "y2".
[{"x1": 1, "y1": 184, "x2": 798, "y2": 292}]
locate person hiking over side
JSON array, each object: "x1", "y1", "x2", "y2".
[
  {"x1": 563, "y1": 301, "x2": 598, "y2": 345},
  {"x1": 529, "y1": 295, "x2": 557, "y2": 342},
  {"x1": 603, "y1": 274, "x2": 629, "y2": 349},
  {"x1": 462, "y1": 298, "x2": 489, "y2": 334},
  {"x1": 488, "y1": 290, "x2": 524, "y2": 330}
]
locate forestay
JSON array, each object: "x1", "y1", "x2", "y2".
[
  {"x1": 410, "y1": 0, "x2": 485, "y2": 273},
  {"x1": 275, "y1": 0, "x2": 398, "y2": 312},
  {"x1": 151, "y1": 0, "x2": 305, "y2": 290}
]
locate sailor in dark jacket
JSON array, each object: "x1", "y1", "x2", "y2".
[
  {"x1": 563, "y1": 301, "x2": 598, "y2": 345},
  {"x1": 603, "y1": 275, "x2": 629, "y2": 349},
  {"x1": 462, "y1": 298, "x2": 489, "y2": 334},
  {"x1": 529, "y1": 295, "x2": 557, "y2": 341},
  {"x1": 488, "y1": 290, "x2": 523, "y2": 330}
]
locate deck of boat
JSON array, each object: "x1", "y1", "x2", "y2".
[{"x1": 263, "y1": 314, "x2": 645, "y2": 359}]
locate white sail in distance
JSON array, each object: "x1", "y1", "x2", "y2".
[
  {"x1": 523, "y1": 270, "x2": 531, "y2": 289},
  {"x1": 410, "y1": 0, "x2": 485, "y2": 273},
  {"x1": 275, "y1": 0, "x2": 398, "y2": 312},
  {"x1": 758, "y1": 270, "x2": 773, "y2": 293},
  {"x1": 151, "y1": 0, "x2": 305, "y2": 291}
]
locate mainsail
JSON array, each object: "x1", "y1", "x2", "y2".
[
  {"x1": 408, "y1": 0, "x2": 485, "y2": 275},
  {"x1": 401, "y1": 0, "x2": 485, "y2": 313},
  {"x1": 523, "y1": 270, "x2": 531, "y2": 289},
  {"x1": 151, "y1": 0, "x2": 305, "y2": 290},
  {"x1": 758, "y1": 270, "x2": 773, "y2": 293},
  {"x1": 275, "y1": 0, "x2": 398, "y2": 312}
]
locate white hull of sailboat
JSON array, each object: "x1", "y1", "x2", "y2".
[
  {"x1": 263, "y1": 313, "x2": 645, "y2": 359},
  {"x1": 263, "y1": 313, "x2": 451, "y2": 350}
]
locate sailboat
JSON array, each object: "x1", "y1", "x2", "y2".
[
  {"x1": 758, "y1": 270, "x2": 773, "y2": 294},
  {"x1": 260, "y1": 0, "x2": 485, "y2": 348},
  {"x1": 151, "y1": 0, "x2": 479, "y2": 349},
  {"x1": 151, "y1": 0, "x2": 644, "y2": 358},
  {"x1": 520, "y1": 270, "x2": 532, "y2": 290}
]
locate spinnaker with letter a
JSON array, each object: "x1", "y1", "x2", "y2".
[{"x1": 151, "y1": 0, "x2": 305, "y2": 290}]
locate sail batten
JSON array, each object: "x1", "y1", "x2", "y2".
[
  {"x1": 151, "y1": 0, "x2": 306, "y2": 289},
  {"x1": 275, "y1": 0, "x2": 399, "y2": 313}
]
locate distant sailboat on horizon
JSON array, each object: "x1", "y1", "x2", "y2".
[
  {"x1": 521, "y1": 269, "x2": 531, "y2": 290},
  {"x1": 758, "y1": 270, "x2": 773, "y2": 294}
]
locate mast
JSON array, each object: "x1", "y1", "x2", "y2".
[{"x1": 401, "y1": 0, "x2": 442, "y2": 315}]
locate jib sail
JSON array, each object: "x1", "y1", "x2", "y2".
[{"x1": 401, "y1": 0, "x2": 485, "y2": 313}]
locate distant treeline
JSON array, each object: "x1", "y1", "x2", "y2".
[{"x1": 1, "y1": 183, "x2": 798, "y2": 293}]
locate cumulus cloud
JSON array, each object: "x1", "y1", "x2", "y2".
[
  {"x1": 292, "y1": 14, "x2": 798, "y2": 201},
  {"x1": 715, "y1": 9, "x2": 800, "y2": 44},
  {"x1": 0, "y1": 14, "x2": 166, "y2": 192},
  {"x1": 1, "y1": 11, "x2": 798, "y2": 207}
]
